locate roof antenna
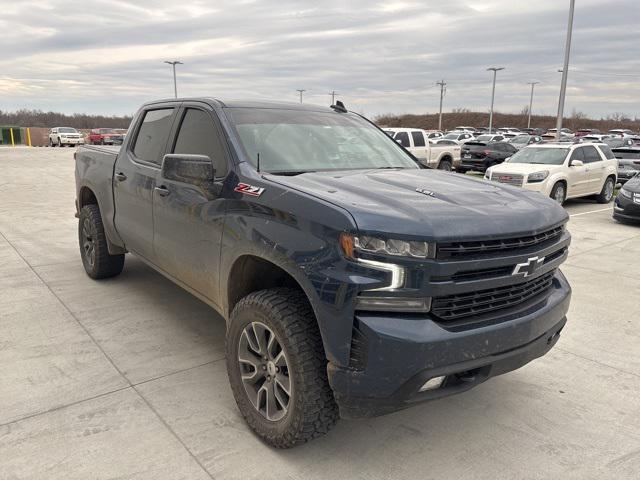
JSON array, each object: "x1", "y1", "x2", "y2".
[
  {"x1": 331, "y1": 100, "x2": 347, "y2": 113},
  {"x1": 256, "y1": 152, "x2": 261, "y2": 173}
]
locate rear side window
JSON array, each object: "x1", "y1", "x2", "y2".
[
  {"x1": 132, "y1": 108, "x2": 174, "y2": 164},
  {"x1": 582, "y1": 145, "x2": 602, "y2": 163},
  {"x1": 598, "y1": 145, "x2": 615, "y2": 160},
  {"x1": 411, "y1": 131, "x2": 426, "y2": 147},
  {"x1": 173, "y1": 108, "x2": 228, "y2": 177},
  {"x1": 394, "y1": 131, "x2": 410, "y2": 148}
]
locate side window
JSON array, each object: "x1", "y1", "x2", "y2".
[
  {"x1": 395, "y1": 131, "x2": 410, "y2": 148},
  {"x1": 582, "y1": 146, "x2": 602, "y2": 163},
  {"x1": 495, "y1": 136, "x2": 504, "y2": 141},
  {"x1": 132, "y1": 108, "x2": 174, "y2": 164},
  {"x1": 411, "y1": 131, "x2": 426, "y2": 147},
  {"x1": 570, "y1": 148, "x2": 585, "y2": 162},
  {"x1": 598, "y1": 145, "x2": 615, "y2": 160},
  {"x1": 173, "y1": 108, "x2": 229, "y2": 177}
]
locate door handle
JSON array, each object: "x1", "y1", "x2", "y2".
[
  {"x1": 115, "y1": 172, "x2": 127, "y2": 181},
  {"x1": 154, "y1": 185, "x2": 170, "y2": 197}
]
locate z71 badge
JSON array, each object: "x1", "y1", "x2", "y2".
[
  {"x1": 234, "y1": 183, "x2": 265, "y2": 197},
  {"x1": 416, "y1": 187, "x2": 436, "y2": 197}
]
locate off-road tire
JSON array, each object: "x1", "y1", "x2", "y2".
[
  {"x1": 78, "y1": 204, "x2": 125, "y2": 279},
  {"x1": 550, "y1": 182, "x2": 566, "y2": 206},
  {"x1": 595, "y1": 177, "x2": 615, "y2": 204},
  {"x1": 226, "y1": 288, "x2": 339, "y2": 448}
]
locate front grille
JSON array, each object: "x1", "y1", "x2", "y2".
[
  {"x1": 431, "y1": 271, "x2": 555, "y2": 321},
  {"x1": 492, "y1": 173, "x2": 523, "y2": 186},
  {"x1": 437, "y1": 226, "x2": 564, "y2": 260}
]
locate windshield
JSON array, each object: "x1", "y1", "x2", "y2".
[
  {"x1": 443, "y1": 133, "x2": 460, "y2": 139},
  {"x1": 509, "y1": 147, "x2": 569, "y2": 165},
  {"x1": 59, "y1": 127, "x2": 77, "y2": 133},
  {"x1": 476, "y1": 135, "x2": 494, "y2": 142},
  {"x1": 225, "y1": 108, "x2": 419, "y2": 173},
  {"x1": 511, "y1": 136, "x2": 529, "y2": 144},
  {"x1": 99, "y1": 128, "x2": 114, "y2": 134}
]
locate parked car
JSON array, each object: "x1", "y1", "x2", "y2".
[
  {"x1": 575, "y1": 128, "x2": 601, "y2": 137},
  {"x1": 546, "y1": 128, "x2": 574, "y2": 138},
  {"x1": 49, "y1": 127, "x2": 85, "y2": 147},
  {"x1": 509, "y1": 134, "x2": 543, "y2": 150},
  {"x1": 613, "y1": 174, "x2": 640, "y2": 223},
  {"x1": 89, "y1": 128, "x2": 124, "y2": 145},
  {"x1": 459, "y1": 141, "x2": 517, "y2": 173},
  {"x1": 486, "y1": 143, "x2": 617, "y2": 205},
  {"x1": 475, "y1": 134, "x2": 505, "y2": 142},
  {"x1": 424, "y1": 130, "x2": 444, "y2": 139},
  {"x1": 580, "y1": 134, "x2": 611, "y2": 143},
  {"x1": 74, "y1": 98, "x2": 571, "y2": 448},
  {"x1": 386, "y1": 128, "x2": 460, "y2": 170},
  {"x1": 521, "y1": 128, "x2": 546, "y2": 136},
  {"x1": 612, "y1": 147, "x2": 640, "y2": 184},
  {"x1": 608, "y1": 129, "x2": 635, "y2": 137},
  {"x1": 442, "y1": 132, "x2": 475, "y2": 144},
  {"x1": 605, "y1": 137, "x2": 635, "y2": 149},
  {"x1": 453, "y1": 126, "x2": 477, "y2": 133},
  {"x1": 433, "y1": 139, "x2": 461, "y2": 146}
]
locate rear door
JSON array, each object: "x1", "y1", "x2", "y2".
[
  {"x1": 409, "y1": 130, "x2": 428, "y2": 162},
  {"x1": 152, "y1": 104, "x2": 230, "y2": 305},
  {"x1": 113, "y1": 104, "x2": 178, "y2": 261}
]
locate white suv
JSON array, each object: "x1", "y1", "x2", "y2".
[
  {"x1": 485, "y1": 143, "x2": 618, "y2": 205},
  {"x1": 49, "y1": 127, "x2": 85, "y2": 147}
]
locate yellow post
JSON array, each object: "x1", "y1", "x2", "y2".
[
  {"x1": 27, "y1": 128, "x2": 32, "y2": 147},
  {"x1": 10, "y1": 128, "x2": 15, "y2": 147}
]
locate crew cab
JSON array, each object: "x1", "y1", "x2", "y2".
[
  {"x1": 486, "y1": 143, "x2": 618, "y2": 205},
  {"x1": 75, "y1": 98, "x2": 571, "y2": 448},
  {"x1": 385, "y1": 127, "x2": 461, "y2": 170},
  {"x1": 49, "y1": 127, "x2": 84, "y2": 147}
]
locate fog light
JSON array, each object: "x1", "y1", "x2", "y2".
[
  {"x1": 355, "y1": 296, "x2": 431, "y2": 312},
  {"x1": 419, "y1": 376, "x2": 445, "y2": 392}
]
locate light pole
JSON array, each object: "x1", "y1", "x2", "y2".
[
  {"x1": 556, "y1": 0, "x2": 575, "y2": 140},
  {"x1": 436, "y1": 80, "x2": 446, "y2": 131},
  {"x1": 164, "y1": 61, "x2": 183, "y2": 99},
  {"x1": 527, "y1": 82, "x2": 540, "y2": 128},
  {"x1": 329, "y1": 90, "x2": 338, "y2": 105},
  {"x1": 487, "y1": 67, "x2": 505, "y2": 133},
  {"x1": 296, "y1": 89, "x2": 306, "y2": 103}
]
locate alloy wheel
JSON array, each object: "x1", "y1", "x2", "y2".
[
  {"x1": 81, "y1": 218, "x2": 96, "y2": 267},
  {"x1": 238, "y1": 321, "x2": 292, "y2": 421},
  {"x1": 554, "y1": 185, "x2": 565, "y2": 204},
  {"x1": 605, "y1": 180, "x2": 614, "y2": 201}
]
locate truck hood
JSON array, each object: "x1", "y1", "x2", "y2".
[{"x1": 266, "y1": 169, "x2": 567, "y2": 240}]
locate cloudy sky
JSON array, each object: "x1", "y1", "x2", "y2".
[{"x1": 1, "y1": 0, "x2": 639, "y2": 118}]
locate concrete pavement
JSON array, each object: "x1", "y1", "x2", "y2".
[{"x1": 1, "y1": 148, "x2": 639, "y2": 479}]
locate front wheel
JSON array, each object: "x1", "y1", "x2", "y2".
[
  {"x1": 550, "y1": 182, "x2": 566, "y2": 205},
  {"x1": 78, "y1": 204, "x2": 125, "y2": 279},
  {"x1": 595, "y1": 177, "x2": 615, "y2": 203},
  {"x1": 226, "y1": 288, "x2": 338, "y2": 448}
]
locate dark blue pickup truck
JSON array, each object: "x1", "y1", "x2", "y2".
[{"x1": 75, "y1": 98, "x2": 571, "y2": 448}]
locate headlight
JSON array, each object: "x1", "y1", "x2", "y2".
[
  {"x1": 340, "y1": 233, "x2": 435, "y2": 259},
  {"x1": 484, "y1": 170, "x2": 492, "y2": 180},
  {"x1": 527, "y1": 171, "x2": 549, "y2": 183},
  {"x1": 620, "y1": 187, "x2": 633, "y2": 199}
]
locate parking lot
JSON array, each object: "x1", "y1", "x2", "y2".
[{"x1": 1, "y1": 147, "x2": 639, "y2": 479}]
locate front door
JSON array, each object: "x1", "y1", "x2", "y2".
[
  {"x1": 113, "y1": 106, "x2": 177, "y2": 261},
  {"x1": 152, "y1": 105, "x2": 230, "y2": 305}
]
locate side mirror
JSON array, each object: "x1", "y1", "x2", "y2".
[
  {"x1": 505, "y1": 156, "x2": 511, "y2": 162},
  {"x1": 570, "y1": 159, "x2": 584, "y2": 167},
  {"x1": 161, "y1": 154, "x2": 214, "y2": 186}
]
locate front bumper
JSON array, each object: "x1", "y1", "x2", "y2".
[
  {"x1": 460, "y1": 157, "x2": 489, "y2": 171},
  {"x1": 328, "y1": 270, "x2": 571, "y2": 418},
  {"x1": 613, "y1": 194, "x2": 640, "y2": 222},
  {"x1": 61, "y1": 137, "x2": 84, "y2": 145}
]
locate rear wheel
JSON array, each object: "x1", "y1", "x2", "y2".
[
  {"x1": 595, "y1": 177, "x2": 615, "y2": 203},
  {"x1": 78, "y1": 204, "x2": 125, "y2": 279},
  {"x1": 550, "y1": 182, "x2": 566, "y2": 205},
  {"x1": 438, "y1": 159, "x2": 452, "y2": 171},
  {"x1": 226, "y1": 288, "x2": 338, "y2": 448}
]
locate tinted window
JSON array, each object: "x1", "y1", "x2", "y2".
[
  {"x1": 505, "y1": 143, "x2": 517, "y2": 152},
  {"x1": 395, "y1": 131, "x2": 410, "y2": 148},
  {"x1": 173, "y1": 109, "x2": 228, "y2": 176},
  {"x1": 598, "y1": 145, "x2": 615, "y2": 160},
  {"x1": 411, "y1": 131, "x2": 426, "y2": 147},
  {"x1": 132, "y1": 109, "x2": 174, "y2": 164},
  {"x1": 570, "y1": 148, "x2": 585, "y2": 162},
  {"x1": 582, "y1": 145, "x2": 602, "y2": 163}
]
